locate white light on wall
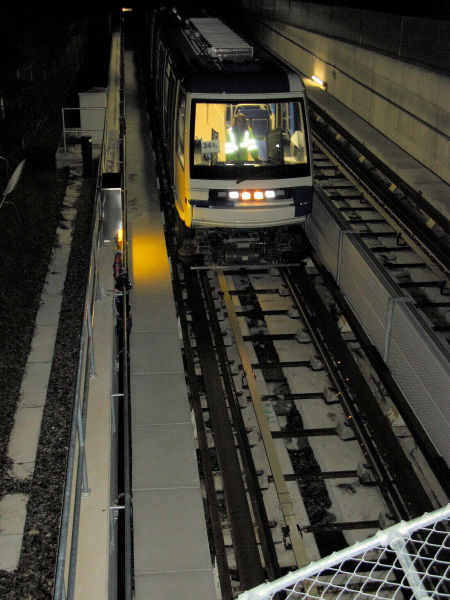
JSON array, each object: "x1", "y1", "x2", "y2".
[{"x1": 312, "y1": 75, "x2": 327, "y2": 90}]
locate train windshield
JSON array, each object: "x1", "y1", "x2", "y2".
[{"x1": 190, "y1": 100, "x2": 310, "y2": 180}]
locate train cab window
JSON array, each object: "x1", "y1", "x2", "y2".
[
  {"x1": 191, "y1": 99, "x2": 310, "y2": 179},
  {"x1": 176, "y1": 90, "x2": 186, "y2": 168}
]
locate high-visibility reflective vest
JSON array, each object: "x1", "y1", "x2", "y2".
[{"x1": 225, "y1": 127, "x2": 258, "y2": 160}]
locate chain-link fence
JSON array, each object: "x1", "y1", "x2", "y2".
[{"x1": 239, "y1": 504, "x2": 450, "y2": 600}]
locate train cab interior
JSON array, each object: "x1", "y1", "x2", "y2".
[{"x1": 192, "y1": 100, "x2": 308, "y2": 169}]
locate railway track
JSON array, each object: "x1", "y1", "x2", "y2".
[
  {"x1": 167, "y1": 247, "x2": 445, "y2": 597},
  {"x1": 146, "y1": 65, "x2": 448, "y2": 596},
  {"x1": 310, "y1": 108, "x2": 450, "y2": 348}
]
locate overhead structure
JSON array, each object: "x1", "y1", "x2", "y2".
[{"x1": 184, "y1": 17, "x2": 254, "y2": 61}]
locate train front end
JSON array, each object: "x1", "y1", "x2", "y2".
[{"x1": 180, "y1": 90, "x2": 313, "y2": 263}]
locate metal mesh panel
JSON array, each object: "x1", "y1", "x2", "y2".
[
  {"x1": 339, "y1": 235, "x2": 392, "y2": 353},
  {"x1": 359, "y1": 11, "x2": 403, "y2": 56},
  {"x1": 388, "y1": 302, "x2": 450, "y2": 465},
  {"x1": 273, "y1": 0, "x2": 290, "y2": 22},
  {"x1": 307, "y1": 189, "x2": 450, "y2": 467},
  {"x1": 261, "y1": 0, "x2": 275, "y2": 18},
  {"x1": 242, "y1": 1, "x2": 448, "y2": 72},
  {"x1": 290, "y1": 2, "x2": 308, "y2": 29},
  {"x1": 306, "y1": 197, "x2": 341, "y2": 278},
  {"x1": 329, "y1": 7, "x2": 362, "y2": 44},
  {"x1": 400, "y1": 18, "x2": 449, "y2": 70},
  {"x1": 239, "y1": 504, "x2": 450, "y2": 600}
]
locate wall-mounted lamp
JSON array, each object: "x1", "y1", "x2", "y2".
[{"x1": 312, "y1": 75, "x2": 328, "y2": 91}]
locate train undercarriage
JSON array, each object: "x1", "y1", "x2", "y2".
[{"x1": 175, "y1": 218, "x2": 310, "y2": 266}]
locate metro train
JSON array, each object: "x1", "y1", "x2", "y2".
[{"x1": 146, "y1": 6, "x2": 313, "y2": 263}]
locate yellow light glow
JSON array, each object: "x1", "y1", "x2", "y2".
[
  {"x1": 253, "y1": 191, "x2": 264, "y2": 200},
  {"x1": 312, "y1": 75, "x2": 327, "y2": 90},
  {"x1": 241, "y1": 191, "x2": 251, "y2": 200},
  {"x1": 131, "y1": 228, "x2": 170, "y2": 288},
  {"x1": 117, "y1": 226, "x2": 123, "y2": 246},
  {"x1": 122, "y1": 7, "x2": 133, "y2": 12}
]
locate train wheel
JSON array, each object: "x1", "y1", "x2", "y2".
[
  {"x1": 282, "y1": 226, "x2": 311, "y2": 262},
  {"x1": 175, "y1": 216, "x2": 196, "y2": 262}
]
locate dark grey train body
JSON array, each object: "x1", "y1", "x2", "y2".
[{"x1": 145, "y1": 6, "x2": 314, "y2": 260}]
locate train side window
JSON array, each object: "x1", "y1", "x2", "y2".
[
  {"x1": 176, "y1": 90, "x2": 186, "y2": 168},
  {"x1": 167, "y1": 73, "x2": 177, "y2": 150},
  {"x1": 150, "y1": 25, "x2": 159, "y2": 77},
  {"x1": 163, "y1": 60, "x2": 171, "y2": 136},
  {"x1": 157, "y1": 44, "x2": 166, "y2": 104}
]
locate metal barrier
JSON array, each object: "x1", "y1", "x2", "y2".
[
  {"x1": 306, "y1": 186, "x2": 450, "y2": 468},
  {"x1": 240, "y1": 0, "x2": 448, "y2": 72},
  {"x1": 61, "y1": 107, "x2": 107, "y2": 151},
  {"x1": 116, "y1": 26, "x2": 133, "y2": 600},
  {"x1": 54, "y1": 28, "x2": 128, "y2": 600},
  {"x1": 238, "y1": 503, "x2": 450, "y2": 600},
  {"x1": 53, "y1": 120, "x2": 107, "y2": 600}
]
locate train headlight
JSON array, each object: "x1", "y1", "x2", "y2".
[{"x1": 225, "y1": 189, "x2": 278, "y2": 202}]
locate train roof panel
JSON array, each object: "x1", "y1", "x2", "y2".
[
  {"x1": 188, "y1": 18, "x2": 254, "y2": 61},
  {"x1": 157, "y1": 8, "x2": 302, "y2": 94}
]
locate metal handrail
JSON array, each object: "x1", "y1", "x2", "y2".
[
  {"x1": 238, "y1": 503, "x2": 450, "y2": 600},
  {"x1": 55, "y1": 25, "x2": 131, "y2": 600},
  {"x1": 53, "y1": 118, "x2": 108, "y2": 600},
  {"x1": 61, "y1": 107, "x2": 107, "y2": 152},
  {"x1": 118, "y1": 25, "x2": 133, "y2": 600}
]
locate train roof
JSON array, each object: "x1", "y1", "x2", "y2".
[{"x1": 154, "y1": 8, "x2": 303, "y2": 95}]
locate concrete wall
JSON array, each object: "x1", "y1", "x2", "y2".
[{"x1": 238, "y1": 2, "x2": 449, "y2": 184}]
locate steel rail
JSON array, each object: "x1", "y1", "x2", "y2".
[
  {"x1": 186, "y1": 268, "x2": 265, "y2": 591},
  {"x1": 217, "y1": 269, "x2": 312, "y2": 571},
  {"x1": 313, "y1": 132, "x2": 450, "y2": 280},
  {"x1": 167, "y1": 244, "x2": 234, "y2": 596},
  {"x1": 199, "y1": 271, "x2": 282, "y2": 582},
  {"x1": 282, "y1": 264, "x2": 435, "y2": 519},
  {"x1": 306, "y1": 249, "x2": 450, "y2": 500},
  {"x1": 310, "y1": 103, "x2": 450, "y2": 238}
]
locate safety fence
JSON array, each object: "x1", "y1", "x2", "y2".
[
  {"x1": 53, "y1": 128, "x2": 105, "y2": 599},
  {"x1": 239, "y1": 503, "x2": 450, "y2": 600},
  {"x1": 239, "y1": 0, "x2": 448, "y2": 72},
  {"x1": 54, "y1": 27, "x2": 128, "y2": 600},
  {"x1": 306, "y1": 186, "x2": 450, "y2": 468},
  {"x1": 61, "y1": 106, "x2": 107, "y2": 151}
]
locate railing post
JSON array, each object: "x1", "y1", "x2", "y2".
[
  {"x1": 76, "y1": 398, "x2": 90, "y2": 497},
  {"x1": 110, "y1": 393, "x2": 124, "y2": 435},
  {"x1": 336, "y1": 230, "x2": 353, "y2": 285},
  {"x1": 86, "y1": 304, "x2": 96, "y2": 377},
  {"x1": 383, "y1": 296, "x2": 413, "y2": 363},
  {"x1": 62, "y1": 108, "x2": 67, "y2": 153},
  {"x1": 390, "y1": 536, "x2": 431, "y2": 600},
  {"x1": 94, "y1": 241, "x2": 101, "y2": 301}
]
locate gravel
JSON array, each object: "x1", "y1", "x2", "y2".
[{"x1": 0, "y1": 165, "x2": 96, "y2": 599}]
